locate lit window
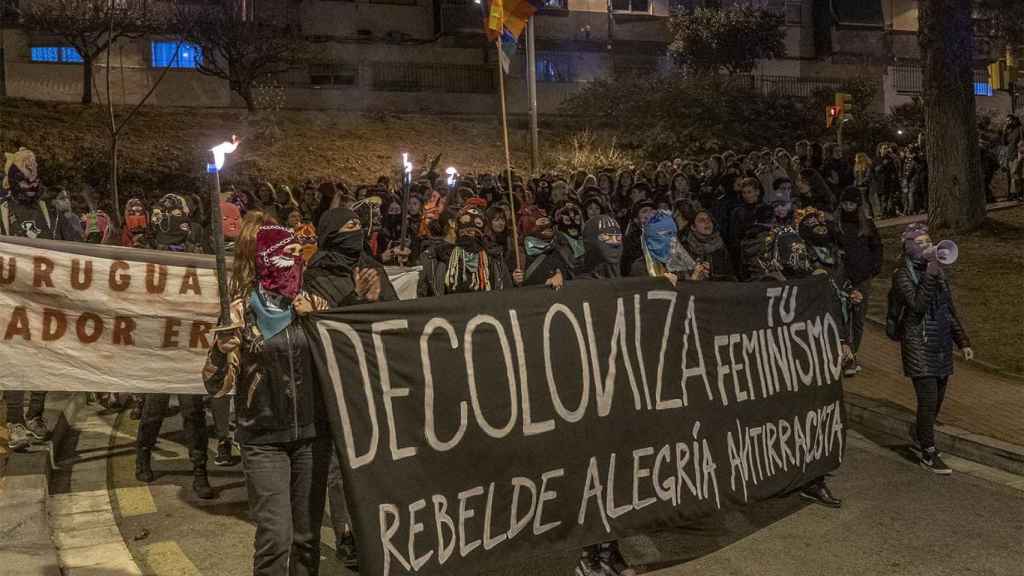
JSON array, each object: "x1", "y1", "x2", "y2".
[
  {"x1": 31, "y1": 46, "x2": 82, "y2": 63},
  {"x1": 610, "y1": 0, "x2": 651, "y2": 12},
  {"x1": 151, "y1": 41, "x2": 203, "y2": 69},
  {"x1": 974, "y1": 82, "x2": 993, "y2": 97},
  {"x1": 536, "y1": 54, "x2": 575, "y2": 83}
]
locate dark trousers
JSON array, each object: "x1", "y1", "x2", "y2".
[
  {"x1": 5, "y1": 391, "x2": 47, "y2": 425},
  {"x1": 850, "y1": 280, "x2": 871, "y2": 355},
  {"x1": 912, "y1": 376, "x2": 949, "y2": 451},
  {"x1": 210, "y1": 396, "x2": 231, "y2": 441},
  {"x1": 326, "y1": 449, "x2": 351, "y2": 545},
  {"x1": 137, "y1": 394, "x2": 208, "y2": 468},
  {"x1": 241, "y1": 436, "x2": 331, "y2": 576}
]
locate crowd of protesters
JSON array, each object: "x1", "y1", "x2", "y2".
[{"x1": 1, "y1": 123, "x2": 989, "y2": 575}]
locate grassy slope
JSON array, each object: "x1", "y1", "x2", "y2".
[
  {"x1": 868, "y1": 207, "x2": 1024, "y2": 374},
  {"x1": 0, "y1": 98, "x2": 533, "y2": 193}
]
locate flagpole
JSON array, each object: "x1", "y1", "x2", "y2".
[
  {"x1": 526, "y1": 18, "x2": 540, "y2": 175},
  {"x1": 496, "y1": 37, "x2": 522, "y2": 272}
]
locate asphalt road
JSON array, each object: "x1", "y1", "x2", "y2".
[{"x1": 53, "y1": 402, "x2": 1024, "y2": 576}]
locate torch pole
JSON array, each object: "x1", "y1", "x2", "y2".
[
  {"x1": 209, "y1": 166, "x2": 230, "y2": 325},
  {"x1": 399, "y1": 168, "x2": 411, "y2": 267}
]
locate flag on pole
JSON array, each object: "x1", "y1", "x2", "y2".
[
  {"x1": 484, "y1": 0, "x2": 542, "y2": 43},
  {"x1": 498, "y1": 28, "x2": 517, "y2": 74}
]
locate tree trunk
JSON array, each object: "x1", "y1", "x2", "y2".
[
  {"x1": 110, "y1": 136, "x2": 120, "y2": 227},
  {"x1": 919, "y1": 0, "x2": 985, "y2": 232},
  {"x1": 82, "y1": 56, "x2": 94, "y2": 104},
  {"x1": 239, "y1": 82, "x2": 257, "y2": 113}
]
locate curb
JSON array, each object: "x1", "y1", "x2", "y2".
[
  {"x1": 845, "y1": 392, "x2": 1024, "y2": 476},
  {"x1": 0, "y1": 392, "x2": 87, "y2": 576},
  {"x1": 863, "y1": 315, "x2": 1024, "y2": 382}
]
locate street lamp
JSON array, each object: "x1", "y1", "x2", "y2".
[{"x1": 208, "y1": 136, "x2": 239, "y2": 323}]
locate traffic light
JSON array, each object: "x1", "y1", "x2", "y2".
[{"x1": 826, "y1": 105, "x2": 839, "y2": 128}]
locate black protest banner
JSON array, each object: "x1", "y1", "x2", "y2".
[{"x1": 308, "y1": 276, "x2": 846, "y2": 576}]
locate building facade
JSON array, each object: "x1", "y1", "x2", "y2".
[{"x1": 0, "y1": 0, "x2": 1016, "y2": 117}]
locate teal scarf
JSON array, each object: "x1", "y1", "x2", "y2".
[{"x1": 250, "y1": 289, "x2": 294, "y2": 341}]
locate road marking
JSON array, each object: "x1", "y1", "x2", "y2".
[
  {"x1": 114, "y1": 485, "x2": 158, "y2": 517},
  {"x1": 140, "y1": 541, "x2": 202, "y2": 576}
]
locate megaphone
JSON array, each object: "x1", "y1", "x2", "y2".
[{"x1": 925, "y1": 239, "x2": 958, "y2": 265}]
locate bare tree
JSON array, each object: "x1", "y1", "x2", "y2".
[
  {"x1": 919, "y1": 0, "x2": 985, "y2": 231},
  {"x1": 176, "y1": 0, "x2": 303, "y2": 113},
  {"x1": 19, "y1": 0, "x2": 156, "y2": 104}
]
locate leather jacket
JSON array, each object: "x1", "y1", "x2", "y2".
[{"x1": 203, "y1": 297, "x2": 327, "y2": 445}]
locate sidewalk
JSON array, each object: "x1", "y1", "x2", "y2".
[
  {"x1": 849, "y1": 323, "x2": 1024, "y2": 449},
  {"x1": 872, "y1": 200, "x2": 1022, "y2": 230}
]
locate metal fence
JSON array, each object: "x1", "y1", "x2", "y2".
[
  {"x1": 734, "y1": 74, "x2": 848, "y2": 98},
  {"x1": 893, "y1": 63, "x2": 992, "y2": 95},
  {"x1": 370, "y1": 61, "x2": 496, "y2": 94}
]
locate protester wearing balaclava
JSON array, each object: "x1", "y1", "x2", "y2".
[
  {"x1": 554, "y1": 202, "x2": 584, "y2": 261},
  {"x1": 891, "y1": 223, "x2": 973, "y2": 475},
  {"x1": 1, "y1": 148, "x2": 55, "y2": 454},
  {"x1": 135, "y1": 192, "x2": 214, "y2": 499},
  {"x1": 836, "y1": 186, "x2": 882, "y2": 375},
  {"x1": 203, "y1": 222, "x2": 333, "y2": 574},
  {"x1": 306, "y1": 207, "x2": 396, "y2": 307},
  {"x1": 1, "y1": 148, "x2": 54, "y2": 239},
  {"x1": 523, "y1": 213, "x2": 575, "y2": 287},
  {"x1": 790, "y1": 206, "x2": 859, "y2": 509},
  {"x1": 121, "y1": 197, "x2": 149, "y2": 248},
  {"x1": 576, "y1": 214, "x2": 625, "y2": 282},
  {"x1": 621, "y1": 198, "x2": 655, "y2": 277},
  {"x1": 150, "y1": 193, "x2": 199, "y2": 252},
  {"x1": 684, "y1": 209, "x2": 735, "y2": 280},
  {"x1": 419, "y1": 204, "x2": 511, "y2": 296}
]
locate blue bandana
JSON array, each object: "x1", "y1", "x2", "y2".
[
  {"x1": 525, "y1": 235, "x2": 552, "y2": 257},
  {"x1": 249, "y1": 289, "x2": 294, "y2": 341},
  {"x1": 643, "y1": 210, "x2": 678, "y2": 264}
]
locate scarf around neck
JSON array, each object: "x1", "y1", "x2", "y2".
[{"x1": 250, "y1": 288, "x2": 294, "y2": 341}]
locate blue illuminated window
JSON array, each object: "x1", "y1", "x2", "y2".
[
  {"x1": 31, "y1": 46, "x2": 82, "y2": 63},
  {"x1": 151, "y1": 41, "x2": 203, "y2": 69},
  {"x1": 974, "y1": 82, "x2": 993, "y2": 97}
]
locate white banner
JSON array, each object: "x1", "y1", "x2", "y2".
[{"x1": 0, "y1": 237, "x2": 419, "y2": 394}]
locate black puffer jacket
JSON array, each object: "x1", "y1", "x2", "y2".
[{"x1": 893, "y1": 265, "x2": 970, "y2": 379}]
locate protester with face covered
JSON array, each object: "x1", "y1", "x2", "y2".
[
  {"x1": 149, "y1": 193, "x2": 204, "y2": 252},
  {"x1": 2, "y1": 149, "x2": 57, "y2": 451},
  {"x1": 301, "y1": 206, "x2": 396, "y2": 569},
  {"x1": 836, "y1": 187, "x2": 882, "y2": 375},
  {"x1": 1, "y1": 148, "x2": 54, "y2": 240},
  {"x1": 573, "y1": 214, "x2": 635, "y2": 576},
  {"x1": 121, "y1": 198, "x2": 149, "y2": 248},
  {"x1": 630, "y1": 209, "x2": 703, "y2": 283},
  {"x1": 522, "y1": 213, "x2": 573, "y2": 288},
  {"x1": 418, "y1": 203, "x2": 513, "y2": 297},
  {"x1": 134, "y1": 200, "x2": 216, "y2": 498},
  {"x1": 891, "y1": 224, "x2": 973, "y2": 475},
  {"x1": 203, "y1": 220, "x2": 332, "y2": 576}
]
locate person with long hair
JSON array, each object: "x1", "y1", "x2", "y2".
[{"x1": 204, "y1": 212, "x2": 332, "y2": 576}]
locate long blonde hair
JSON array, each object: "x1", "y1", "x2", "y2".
[
  {"x1": 229, "y1": 210, "x2": 276, "y2": 300},
  {"x1": 854, "y1": 153, "x2": 873, "y2": 178}
]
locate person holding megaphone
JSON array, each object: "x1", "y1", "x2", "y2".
[{"x1": 891, "y1": 224, "x2": 973, "y2": 475}]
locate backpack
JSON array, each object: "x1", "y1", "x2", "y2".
[{"x1": 885, "y1": 269, "x2": 906, "y2": 341}]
